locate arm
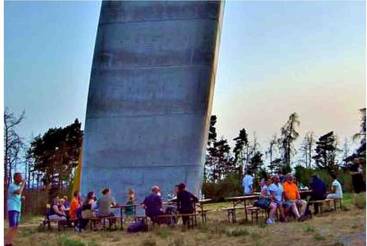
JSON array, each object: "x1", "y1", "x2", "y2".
[{"x1": 13, "y1": 181, "x2": 26, "y2": 195}]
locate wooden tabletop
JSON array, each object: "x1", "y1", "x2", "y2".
[
  {"x1": 111, "y1": 204, "x2": 138, "y2": 209},
  {"x1": 225, "y1": 195, "x2": 259, "y2": 201}
]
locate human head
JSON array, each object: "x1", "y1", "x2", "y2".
[
  {"x1": 272, "y1": 175, "x2": 280, "y2": 184},
  {"x1": 73, "y1": 190, "x2": 80, "y2": 198},
  {"x1": 178, "y1": 183, "x2": 186, "y2": 192},
  {"x1": 13, "y1": 172, "x2": 22, "y2": 184},
  {"x1": 102, "y1": 188, "x2": 110, "y2": 196},
  {"x1": 330, "y1": 173, "x2": 337, "y2": 180},
  {"x1": 285, "y1": 173, "x2": 293, "y2": 182},
  {"x1": 52, "y1": 197, "x2": 59, "y2": 205},
  {"x1": 151, "y1": 185, "x2": 160, "y2": 194},
  {"x1": 63, "y1": 195, "x2": 68, "y2": 201},
  {"x1": 59, "y1": 198, "x2": 65, "y2": 204},
  {"x1": 128, "y1": 188, "x2": 135, "y2": 195},
  {"x1": 87, "y1": 191, "x2": 96, "y2": 201}
]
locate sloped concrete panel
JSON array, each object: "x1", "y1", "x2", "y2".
[{"x1": 81, "y1": 1, "x2": 223, "y2": 204}]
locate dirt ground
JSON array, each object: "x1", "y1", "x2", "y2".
[{"x1": 5, "y1": 195, "x2": 366, "y2": 246}]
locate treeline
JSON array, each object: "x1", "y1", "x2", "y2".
[
  {"x1": 203, "y1": 110, "x2": 366, "y2": 199},
  {"x1": 4, "y1": 109, "x2": 83, "y2": 214}
]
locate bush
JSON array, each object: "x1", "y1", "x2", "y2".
[
  {"x1": 353, "y1": 193, "x2": 366, "y2": 209},
  {"x1": 202, "y1": 173, "x2": 242, "y2": 202}
]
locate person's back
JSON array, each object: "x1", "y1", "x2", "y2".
[
  {"x1": 242, "y1": 173, "x2": 254, "y2": 194},
  {"x1": 331, "y1": 179, "x2": 343, "y2": 198},
  {"x1": 97, "y1": 194, "x2": 116, "y2": 217},
  {"x1": 143, "y1": 193, "x2": 162, "y2": 218},
  {"x1": 177, "y1": 190, "x2": 198, "y2": 213},
  {"x1": 310, "y1": 177, "x2": 327, "y2": 199}
]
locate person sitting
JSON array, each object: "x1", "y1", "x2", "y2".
[
  {"x1": 327, "y1": 173, "x2": 343, "y2": 199},
  {"x1": 78, "y1": 192, "x2": 97, "y2": 231},
  {"x1": 125, "y1": 188, "x2": 136, "y2": 216},
  {"x1": 70, "y1": 191, "x2": 81, "y2": 222},
  {"x1": 268, "y1": 175, "x2": 285, "y2": 223},
  {"x1": 97, "y1": 188, "x2": 117, "y2": 217},
  {"x1": 48, "y1": 198, "x2": 67, "y2": 221},
  {"x1": 242, "y1": 170, "x2": 254, "y2": 195},
  {"x1": 306, "y1": 174, "x2": 327, "y2": 214},
  {"x1": 142, "y1": 186, "x2": 167, "y2": 224},
  {"x1": 283, "y1": 174, "x2": 307, "y2": 221},
  {"x1": 176, "y1": 183, "x2": 198, "y2": 226},
  {"x1": 63, "y1": 196, "x2": 70, "y2": 209}
]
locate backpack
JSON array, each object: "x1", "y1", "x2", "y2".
[{"x1": 127, "y1": 220, "x2": 148, "y2": 233}]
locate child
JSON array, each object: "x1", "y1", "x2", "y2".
[{"x1": 125, "y1": 189, "x2": 135, "y2": 216}]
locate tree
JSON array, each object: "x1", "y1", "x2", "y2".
[
  {"x1": 206, "y1": 138, "x2": 233, "y2": 182},
  {"x1": 232, "y1": 128, "x2": 248, "y2": 176},
  {"x1": 28, "y1": 119, "x2": 83, "y2": 200},
  {"x1": 313, "y1": 131, "x2": 340, "y2": 175},
  {"x1": 4, "y1": 109, "x2": 25, "y2": 218},
  {"x1": 265, "y1": 134, "x2": 278, "y2": 167},
  {"x1": 278, "y1": 112, "x2": 300, "y2": 171},
  {"x1": 204, "y1": 115, "x2": 217, "y2": 182},
  {"x1": 248, "y1": 151, "x2": 264, "y2": 174},
  {"x1": 353, "y1": 108, "x2": 366, "y2": 145},
  {"x1": 299, "y1": 132, "x2": 315, "y2": 168}
]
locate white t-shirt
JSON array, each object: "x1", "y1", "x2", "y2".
[{"x1": 332, "y1": 179, "x2": 343, "y2": 198}]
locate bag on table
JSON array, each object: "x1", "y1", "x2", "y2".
[{"x1": 254, "y1": 198, "x2": 271, "y2": 209}]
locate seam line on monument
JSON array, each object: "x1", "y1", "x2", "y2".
[
  {"x1": 98, "y1": 17, "x2": 219, "y2": 26},
  {"x1": 91, "y1": 64, "x2": 213, "y2": 71},
  {"x1": 85, "y1": 111, "x2": 207, "y2": 120}
]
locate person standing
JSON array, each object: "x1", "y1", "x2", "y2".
[
  {"x1": 242, "y1": 170, "x2": 254, "y2": 195},
  {"x1": 5, "y1": 172, "x2": 26, "y2": 246},
  {"x1": 350, "y1": 160, "x2": 365, "y2": 193},
  {"x1": 176, "y1": 183, "x2": 198, "y2": 226}
]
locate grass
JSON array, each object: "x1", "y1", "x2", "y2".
[{"x1": 6, "y1": 193, "x2": 366, "y2": 246}]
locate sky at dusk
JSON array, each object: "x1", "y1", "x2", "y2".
[{"x1": 5, "y1": 1, "x2": 366, "y2": 162}]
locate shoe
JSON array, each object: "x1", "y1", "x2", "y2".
[{"x1": 266, "y1": 218, "x2": 274, "y2": 224}]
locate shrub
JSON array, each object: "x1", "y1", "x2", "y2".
[
  {"x1": 353, "y1": 193, "x2": 366, "y2": 209},
  {"x1": 203, "y1": 173, "x2": 242, "y2": 201}
]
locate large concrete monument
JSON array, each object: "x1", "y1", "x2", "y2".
[{"x1": 81, "y1": 1, "x2": 224, "y2": 203}]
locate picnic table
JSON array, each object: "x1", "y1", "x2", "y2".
[
  {"x1": 225, "y1": 194, "x2": 259, "y2": 221},
  {"x1": 164, "y1": 198, "x2": 212, "y2": 223},
  {"x1": 111, "y1": 204, "x2": 138, "y2": 230}
]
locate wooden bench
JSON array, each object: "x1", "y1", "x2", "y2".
[
  {"x1": 222, "y1": 207, "x2": 244, "y2": 223},
  {"x1": 308, "y1": 199, "x2": 335, "y2": 214},
  {"x1": 198, "y1": 209, "x2": 209, "y2": 223},
  {"x1": 247, "y1": 206, "x2": 261, "y2": 224}
]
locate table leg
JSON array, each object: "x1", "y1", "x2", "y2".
[
  {"x1": 244, "y1": 200, "x2": 248, "y2": 222},
  {"x1": 120, "y1": 208, "x2": 123, "y2": 230}
]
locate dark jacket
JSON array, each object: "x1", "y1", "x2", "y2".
[
  {"x1": 310, "y1": 177, "x2": 327, "y2": 199},
  {"x1": 143, "y1": 193, "x2": 163, "y2": 218},
  {"x1": 176, "y1": 190, "x2": 198, "y2": 213}
]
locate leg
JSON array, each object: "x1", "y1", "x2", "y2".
[
  {"x1": 268, "y1": 202, "x2": 277, "y2": 221},
  {"x1": 291, "y1": 202, "x2": 300, "y2": 219},
  {"x1": 5, "y1": 211, "x2": 20, "y2": 245},
  {"x1": 297, "y1": 200, "x2": 307, "y2": 216}
]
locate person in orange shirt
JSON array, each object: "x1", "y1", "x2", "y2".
[
  {"x1": 283, "y1": 173, "x2": 307, "y2": 221},
  {"x1": 69, "y1": 190, "x2": 81, "y2": 222}
]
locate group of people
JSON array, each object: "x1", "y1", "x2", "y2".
[
  {"x1": 243, "y1": 171, "x2": 343, "y2": 224},
  {"x1": 46, "y1": 182, "x2": 198, "y2": 231}
]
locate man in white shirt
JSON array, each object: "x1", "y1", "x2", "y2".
[
  {"x1": 327, "y1": 173, "x2": 343, "y2": 199},
  {"x1": 242, "y1": 170, "x2": 254, "y2": 195}
]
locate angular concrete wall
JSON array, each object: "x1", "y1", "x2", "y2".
[{"x1": 81, "y1": 1, "x2": 224, "y2": 205}]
